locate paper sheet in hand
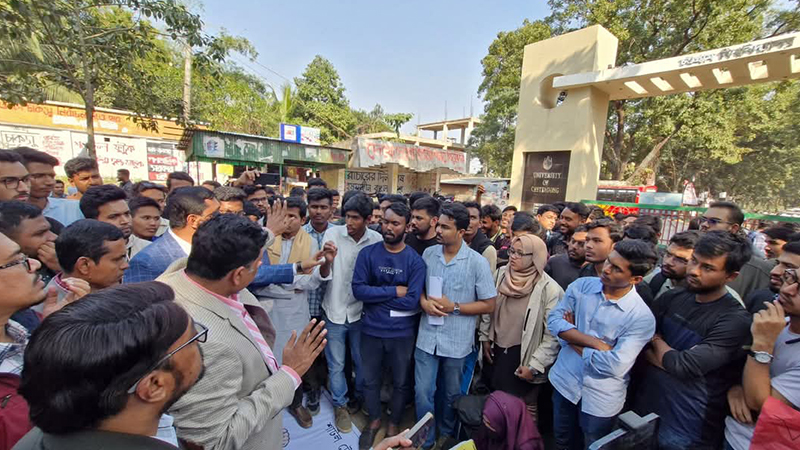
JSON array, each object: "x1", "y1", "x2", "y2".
[{"x1": 428, "y1": 276, "x2": 444, "y2": 325}]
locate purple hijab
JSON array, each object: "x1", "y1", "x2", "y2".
[{"x1": 474, "y1": 391, "x2": 543, "y2": 450}]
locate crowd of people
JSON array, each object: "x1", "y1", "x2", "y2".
[{"x1": 0, "y1": 146, "x2": 798, "y2": 450}]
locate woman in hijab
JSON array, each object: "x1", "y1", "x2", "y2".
[
  {"x1": 480, "y1": 234, "x2": 563, "y2": 422},
  {"x1": 474, "y1": 391, "x2": 543, "y2": 450}
]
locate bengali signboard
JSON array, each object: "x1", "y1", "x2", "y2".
[
  {"x1": 521, "y1": 151, "x2": 571, "y2": 210},
  {"x1": 345, "y1": 169, "x2": 416, "y2": 194},
  {"x1": 354, "y1": 138, "x2": 468, "y2": 173},
  {"x1": 0, "y1": 125, "x2": 73, "y2": 171},
  {"x1": 147, "y1": 142, "x2": 183, "y2": 181},
  {"x1": 71, "y1": 133, "x2": 149, "y2": 180}
]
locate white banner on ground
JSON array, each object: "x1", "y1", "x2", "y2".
[{"x1": 281, "y1": 391, "x2": 361, "y2": 449}]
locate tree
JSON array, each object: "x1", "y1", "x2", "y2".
[
  {"x1": 0, "y1": 0, "x2": 229, "y2": 158},
  {"x1": 384, "y1": 113, "x2": 413, "y2": 137},
  {"x1": 469, "y1": 19, "x2": 552, "y2": 176},
  {"x1": 294, "y1": 55, "x2": 355, "y2": 144}
]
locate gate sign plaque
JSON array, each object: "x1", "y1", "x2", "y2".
[{"x1": 521, "y1": 150, "x2": 571, "y2": 210}]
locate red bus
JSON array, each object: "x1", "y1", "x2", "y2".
[{"x1": 595, "y1": 184, "x2": 658, "y2": 215}]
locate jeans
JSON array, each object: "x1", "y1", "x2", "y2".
[
  {"x1": 415, "y1": 348, "x2": 466, "y2": 449},
  {"x1": 552, "y1": 389, "x2": 617, "y2": 450},
  {"x1": 361, "y1": 334, "x2": 415, "y2": 425},
  {"x1": 323, "y1": 313, "x2": 363, "y2": 407}
]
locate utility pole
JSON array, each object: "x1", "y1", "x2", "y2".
[{"x1": 182, "y1": 40, "x2": 192, "y2": 123}]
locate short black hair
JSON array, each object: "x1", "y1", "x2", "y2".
[
  {"x1": 563, "y1": 202, "x2": 590, "y2": 219},
  {"x1": 764, "y1": 225, "x2": 796, "y2": 242},
  {"x1": 79, "y1": 185, "x2": 127, "y2": 219},
  {"x1": 585, "y1": 218, "x2": 624, "y2": 243},
  {"x1": 243, "y1": 201, "x2": 262, "y2": 219},
  {"x1": 166, "y1": 171, "x2": 195, "y2": 189},
  {"x1": 412, "y1": 196, "x2": 441, "y2": 219},
  {"x1": 128, "y1": 196, "x2": 162, "y2": 216},
  {"x1": 552, "y1": 201, "x2": 567, "y2": 213},
  {"x1": 343, "y1": 193, "x2": 373, "y2": 220},
  {"x1": 55, "y1": 220, "x2": 125, "y2": 273},
  {"x1": 613, "y1": 239, "x2": 657, "y2": 277},
  {"x1": 285, "y1": 196, "x2": 308, "y2": 218},
  {"x1": 133, "y1": 181, "x2": 168, "y2": 196},
  {"x1": 669, "y1": 230, "x2": 701, "y2": 249},
  {"x1": 63, "y1": 157, "x2": 98, "y2": 179},
  {"x1": 385, "y1": 202, "x2": 411, "y2": 224},
  {"x1": 264, "y1": 186, "x2": 276, "y2": 196},
  {"x1": 164, "y1": 186, "x2": 215, "y2": 229},
  {"x1": 694, "y1": 230, "x2": 753, "y2": 273},
  {"x1": 441, "y1": 203, "x2": 470, "y2": 231},
  {"x1": 408, "y1": 192, "x2": 430, "y2": 209},
  {"x1": 588, "y1": 206, "x2": 606, "y2": 221},
  {"x1": 0, "y1": 201, "x2": 43, "y2": 236},
  {"x1": 480, "y1": 204, "x2": 501, "y2": 222},
  {"x1": 782, "y1": 241, "x2": 800, "y2": 256},
  {"x1": 462, "y1": 201, "x2": 481, "y2": 213},
  {"x1": 306, "y1": 187, "x2": 333, "y2": 205},
  {"x1": 289, "y1": 186, "x2": 306, "y2": 197},
  {"x1": 54, "y1": 180, "x2": 64, "y2": 186},
  {"x1": 633, "y1": 215, "x2": 662, "y2": 236},
  {"x1": 242, "y1": 185, "x2": 266, "y2": 197},
  {"x1": 117, "y1": 169, "x2": 130, "y2": 177},
  {"x1": 623, "y1": 224, "x2": 658, "y2": 246},
  {"x1": 19, "y1": 282, "x2": 189, "y2": 434},
  {"x1": 381, "y1": 194, "x2": 407, "y2": 205},
  {"x1": 709, "y1": 201, "x2": 745, "y2": 226},
  {"x1": 573, "y1": 224, "x2": 589, "y2": 234},
  {"x1": 307, "y1": 178, "x2": 327, "y2": 188},
  {"x1": 0, "y1": 149, "x2": 24, "y2": 163},
  {"x1": 536, "y1": 204, "x2": 559, "y2": 216},
  {"x1": 372, "y1": 201, "x2": 380, "y2": 211},
  {"x1": 502, "y1": 205, "x2": 518, "y2": 214},
  {"x1": 202, "y1": 180, "x2": 221, "y2": 189},
  {"x1": 14, "y1": 147, "x2": 59, "y2": 167},
  {"x1": 187, "y1": 214, "x2": 267, "y2": 280},
  {"x1": 511, "y1": 212, "x2": 545, "y2": 240},
  {"x1": 213, "y1": 186, "x2": 247, "y2": 204},
  {"x1": 340, "y1": 190, "x2": 362, "y2": 212}
]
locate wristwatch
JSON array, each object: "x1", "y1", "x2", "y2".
[
  {"x1": 294, "y1": 261, "x2": 303, "y2": 274},
  {"x1": 749, "y1": 350, "x2": 774, "y2": 364},
  {"x1": 453, "y1": 302, "x2": 461, "y2": 316}
]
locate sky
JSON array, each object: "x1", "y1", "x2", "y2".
[{"x1": 199, "y1": 0, "x2": 551, "y2": 135}]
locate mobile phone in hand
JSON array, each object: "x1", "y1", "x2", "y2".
[{"x1": 402, "y1": 412, "x2": 434, "y2": 449}]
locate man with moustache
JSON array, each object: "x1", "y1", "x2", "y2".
[
  {"x1": 406, "y1": 196, "x2": 440, "y2": 255},
  {"x1": 352, "y1": 202, "x2": 426, "y2": 449},
  {"x1": 545, "y1": 225, "x2": 588, "y2": 291},
  {"x1": 0, "y1": 150, "x2": 30, "y2": 202},
  {"x1": 14, "y1": 147, "x2": 84, "y2": 227},
  {"x1": 723, "y1": 240, "x2": 800, "y2": 450},
  {"x1": 636, "y1": 231, "x2": 753, "y2": 450},
  {"x1": 547, "y1": 202, "x2": 590, "y2": 256},
  {"x1": 744, "y1": 237, "x2": 800, "y2": 314}
]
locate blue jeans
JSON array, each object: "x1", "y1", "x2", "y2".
[
  {"x1": 552, "y1": 389, "x2": 617, "y2": 450},
  {"x1": 414, "y1": 348, "x2": 466, "y2": 449},
  {"x1": 323, "y1": 313, "x2": 363, "y2": 407}
]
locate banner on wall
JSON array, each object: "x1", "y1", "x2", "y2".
[
  {"x1": 0, "y1": 125, "x2": 73, "y2": 170},
  {"x1": 147, "y1": 141, "x2": 182, "y2": 181},
  {"x1": 354, "y1": 138, "x2": 468, "y2": 174},
  {"x1": 71, "y1": 133, "x2": 148, "y2": 180}
]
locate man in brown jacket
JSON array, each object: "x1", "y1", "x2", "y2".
[{"x1": 158, "y1": 214, "x2": 330, "y2": 450}]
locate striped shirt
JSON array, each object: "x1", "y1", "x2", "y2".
[
  {"x1": 416, "y1": 242, "x2": 497, "y2": 359},
  {"x1": 183, "y1": 273, "x2": 301, "y2": 388},
  {"x1": 0, "y1": 320, "x2": 28, "y2": 376}
]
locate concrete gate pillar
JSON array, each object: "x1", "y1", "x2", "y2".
[{"x1": 509, "y1": 25, "x2": 618, "y2": 211}]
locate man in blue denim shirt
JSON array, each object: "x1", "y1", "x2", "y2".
[
  {"x1": 547, "y1": 239, "x2": 656, "y2": 450},
  {"x1": 416, "y1": 203, "x2": 497, "y2": 449}
]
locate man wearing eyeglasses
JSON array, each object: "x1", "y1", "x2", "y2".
[
  {"x1": 724, "y1": 246, "x2": 800, "y2": 450},
  {"x1": 0, "y1": 231, "x2": 59, "y2": 447},
  {"x1": 14, "y1": 147, "x2": 84, "y2": 227},
  {"x1": 14, "y1": 282, "x2": 206, "y2": 450},
  {"x1": 0, "y1": 150, "x2": 30, "y2": 202},
  {"x1": 699, "y1": 201, "x2": 774, "y2": 300},
  {"x1": 157, "y1": 214, "x2": 328, "y2": 450},
  {"x1": 743, "y1": 240, "x2": 800, "y2": 314}
]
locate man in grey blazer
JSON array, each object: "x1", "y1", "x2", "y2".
[{"x1": 158, "y1": 214, "x2": 330, "y2": 450}]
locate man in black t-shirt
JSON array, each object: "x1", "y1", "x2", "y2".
[
  {"x1": 405, "y1": 196, "x2": 440, "y2": 256},
  {"x1": 546, "y1": 202, "x2": 589, "y2": 256},
  {"x1": 636, "y1": 231, "x2": 753, "y2": 450},
  {"x1": 545, "y1": 225, "x2": 588, "y2": 290}
]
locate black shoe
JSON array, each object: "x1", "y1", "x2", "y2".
[
  {"x1": 347, "y1": 397, "x2": 363, "y2": 415},
  {"x1": 358, "y1": 426, "x2": 379, "y2": 450},
  {"x1": 307, "y1": 389, "x2": 320, "y2": 416}
]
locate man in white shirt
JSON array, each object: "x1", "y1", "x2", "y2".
[{"x1": 322, "y1": 193, "x2": 382, "y2": 433}]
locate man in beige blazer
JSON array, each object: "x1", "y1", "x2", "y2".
[{"x1": 158, "y1": 214, "x2": 332, "y2": 450}]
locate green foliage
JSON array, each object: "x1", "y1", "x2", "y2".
[
  {"x1": 384, "y1": 113, "x2": 413, "y2": 136},
  {"x1": 293, "y1": 55, "x2": 355, "y2": 143},
  {"x1": 474, "y1": 0, "x2": 800, "y2": 209}
]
